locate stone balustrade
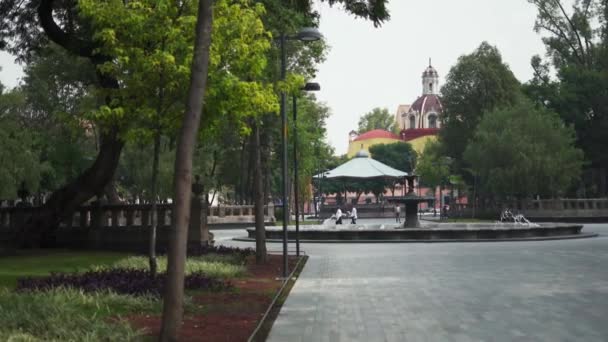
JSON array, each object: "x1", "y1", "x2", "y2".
[
  {"x1": 0, "y1": 202, "x2": 275, "y2": 231},
  {"x1": 451, "y1": 198, "x2": 608, "y2": 221}
]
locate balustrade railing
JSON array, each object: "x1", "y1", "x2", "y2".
[{"x1": 0, "y1": 202, "x2": 275, "y2": 230}]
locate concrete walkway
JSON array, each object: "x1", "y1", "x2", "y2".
[{"x1": 261, "y1": 223, "x2": 608, "y2": 342}]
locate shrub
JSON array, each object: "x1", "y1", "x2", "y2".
[
  {"x1": 16, "y1": 268, "x2": 232, "y2": 297},
  {"x1": 0, "y1": 287, "x2": 148, "y2": 341},
  {"x1": 154, "y1": 245, "x2": 255, "y2": 260},
  {"x1": 107, "y1": 256, "x2": 245, "y2": 278}
]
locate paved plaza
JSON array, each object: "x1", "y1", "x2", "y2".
[{"x1": 215, "y1": 222, "x2": 608, "y2": 342}]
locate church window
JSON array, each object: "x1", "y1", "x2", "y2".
[
  {"x1": 429, "y1": 82, "x2": 433, "y2": 93},
  {"x1": 428, "y1": 114, "x2": 437, "y2": 128},
  {"x1": 409, "y1": 115, "x2": 416, "y2": 129}
]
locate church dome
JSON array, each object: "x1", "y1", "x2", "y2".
[{"x1": 410, "y1": 94, "x2": 442, "y2": 116}]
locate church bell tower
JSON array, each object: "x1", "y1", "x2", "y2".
[{"x1": 422, "y1": 58, "x2": 439, "y2": 95}]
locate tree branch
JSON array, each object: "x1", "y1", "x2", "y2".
[
  {"x1": 554, "y1": 0, "x2": 588, "y2": 64},
  {"x1": 38, "y1": 0, "x2": 94, "y2": 58},
  {"x1": 536, "y1": 2, "x2": 585, "y2": 64}
]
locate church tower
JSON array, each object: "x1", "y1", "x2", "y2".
[{"x1": 422, "y1": 58, "x2": 439, "y2": 95}]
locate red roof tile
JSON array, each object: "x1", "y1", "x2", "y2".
[{"x1": 354, "y1": 129, "x2": 401, "y2": 141}]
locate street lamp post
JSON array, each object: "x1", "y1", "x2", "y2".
[
  {"x1": 293, "y1": 82, "x2": 320, "y2": 257},
  {"x1": 278, "y1": 28, "x2": 322, "y2": 278}
]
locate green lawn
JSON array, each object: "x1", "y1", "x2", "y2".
[{"x1": 0, "y1": 250, "x2": 128, "y2": 288}]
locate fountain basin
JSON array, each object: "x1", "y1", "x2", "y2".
[{"x1": 240, "y1": 222, "x2": 595, "y2": 243}]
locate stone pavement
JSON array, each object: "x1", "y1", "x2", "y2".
[{"x1": 216, "y1": 223, "x2": 608, "y2": 342}]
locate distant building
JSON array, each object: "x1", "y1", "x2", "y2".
[
  {"x1": 347, "y1": 61, "x2": 443, "y2": 157},
  {"x1": 347, "y1": 129, "x2": 402, "y2": 157}
]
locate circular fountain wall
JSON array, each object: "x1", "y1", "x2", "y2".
[{"x1": 242, "y1": 221, "x2": 595, "y2": 243}]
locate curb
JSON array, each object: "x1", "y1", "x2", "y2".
[
  {"x1": 234, "y1": 232, "x2": 599, "y2": 244},
  {"x1": 247, "y1": 253, "x2": 308, "y2": 342}
]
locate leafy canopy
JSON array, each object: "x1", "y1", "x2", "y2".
[
  {"x1": 368, "y1": 142, "x2": 416, "y2": 173},
  {"x1": 463, "y1": 98, "x2": 583, "y2": 199},
  {"x1": 526, "y1": 0, "x2": 608, "y2": 170},
  {"x1": 78, "y1": 0, "x2": 278, "y2": 137},
  {"x1": 357, "y1": 107, "x2": 398, "y2": 133},
  {"x1": 439, "y1": 42, "x2": 521, "y2": 168}
]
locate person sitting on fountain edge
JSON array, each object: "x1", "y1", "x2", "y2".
[
  {"x1": 349, "y1": 205, "x2": 357, "y2": 224},
  {"x1": 335, "y1": 207, "x2": 343, "y2": 225}
]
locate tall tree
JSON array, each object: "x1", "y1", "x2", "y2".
[
  {"x1": 357, "y1": 107, "x2": 398, "y2": 133},
  {"x1": 439, "y1": 42, "x2": 521, "y2": 177},
  {"x1": 526, "y1": 0, "x2": 608, "y2": 195},
  {"x1": 1, "y1": 0, "x2": 125, "y2": 246},
  {"x1": 463, "y1": 98, "x2": 583, "y2": 200},
  {"x1": 160, "y1": 0, "x2": 213, "y2": 340}
]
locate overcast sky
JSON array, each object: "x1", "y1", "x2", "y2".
[
  {"x1": 0, "y1": 0, "x2": 551, "y2": 155},
  {"x1": 314, "y1": 0, "x2": 549, "y2": 154}
]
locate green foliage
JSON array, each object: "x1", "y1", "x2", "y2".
[
  {"x1": 357, "y1": 107, "x2": 398, "y2": 133},
  {"x1": 100, "y1": 255, "x2": 245, "y2": 279},
  {"x1": 0, "y1": 287, "x2": 153, "y2": 341},
  {"x1": 117, "y1": 140, "x2": 176, "y2": 200},
  {"x1": 0, "y1": 45, "x2": 98, "y2": 196},
  {"x1": 289, "y1": 94, "x2": 332, "y2": 204},
  {"x1": 463, "y1": 98, "x2": 584, "y2": 199},
  {"x1": 78, "y1": 0, "x2": 277, "y2": 136},
  {"x1": 526, "y1": 0, "x2": 608, "y2": 172},
  {"x1": 416, "y1": 140, "x2": 452, "y2": 189},
  {"x1": 440, "y1": 42, "x2": 521, "y2": 170},
  {"x1": 0, "y1": 116, "x2": 41, "y2": 198},
  {"x1": 368, "y1": 142, "x2": 417, "y2": 172}
]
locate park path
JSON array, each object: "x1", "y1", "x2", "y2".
[{"x1": 266, "y1": 224, "x2": 608, "y2": 342}]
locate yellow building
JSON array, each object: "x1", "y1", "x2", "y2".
[{"x1": 347, "y1": 129, "x2": 402, "y2": 157}]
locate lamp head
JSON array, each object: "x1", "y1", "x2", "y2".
[
  {"x1": 296, "y1": 27, "x2": 323, "y2": 42},
  {"x1": 303, "y1": 82, "x2": 321, "y2": 91}
]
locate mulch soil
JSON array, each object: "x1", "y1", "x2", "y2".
[{"x1": 127, "y1": 254, "x2": 299, "y2": 341}]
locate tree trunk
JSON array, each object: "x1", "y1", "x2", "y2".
[
  {"x1": 159, "y1": 0, "x2": 213, "y2": 340},
  {"x1": 149, "y1": 130, "x2": 161, "y2": 277},
  {"x1": 17, "y1": 1, "x2": 125, "y2": 247},
  {"x1": 238, "y1": 139, "x2": 248, "y2": 204},
  {"x1": 253, "y1": 122, "x2": 267, "y2": 264},
  {"x1": 201, "y1": 192, "x2": 210, "y2": 244},
  {"x1": 18, "y1": 129, "x2": 123, "y2": 247},
  {"x1": 104, "y1": 181, "x2": 123, "y2": 204},
  {"x1": 261, "y1": 120, "x2": 273, "y2": 204}
]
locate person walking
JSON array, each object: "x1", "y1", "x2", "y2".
[
  {"x1": 395, "y1": 205, "x2": 401, "y2": 223},
  {"x1": 350, "y1": 206, "x2": 358, "y2": 224},
  {"x1": 335, "y1": 207, "x2": 343, "y2": 225}
]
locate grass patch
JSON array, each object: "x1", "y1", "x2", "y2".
[
  {"x1": 0, "y1": 287, "x2": 157, "y2": 341},
  {"x1": 99, "y1": 255, "x2": 245, "y2": 278},
  {"x1": 0, "y1": 250, "x2": 128, "y2": 289}
]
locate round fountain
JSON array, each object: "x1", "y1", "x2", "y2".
[
  {"x1": 238, "y1": 150, "x2": 596, "y2": 243},
  {"x1": 385, "y1": 174, "x2": 433, "y2": 228}
]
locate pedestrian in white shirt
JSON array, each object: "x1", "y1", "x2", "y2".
[
  {"x1": 350, "y1": 206, "x2": 358, "y2": 224},
  {"x1": 335, "y1": 208, "x2": 343, "y2": 224}
]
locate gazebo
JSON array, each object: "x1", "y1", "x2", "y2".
[
  {"x1": 316, "y1": 150, "x2": 430, "y2": 228},
  {"x1": 315, "y1": 150, "x2": 407, "y2": 180}
]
